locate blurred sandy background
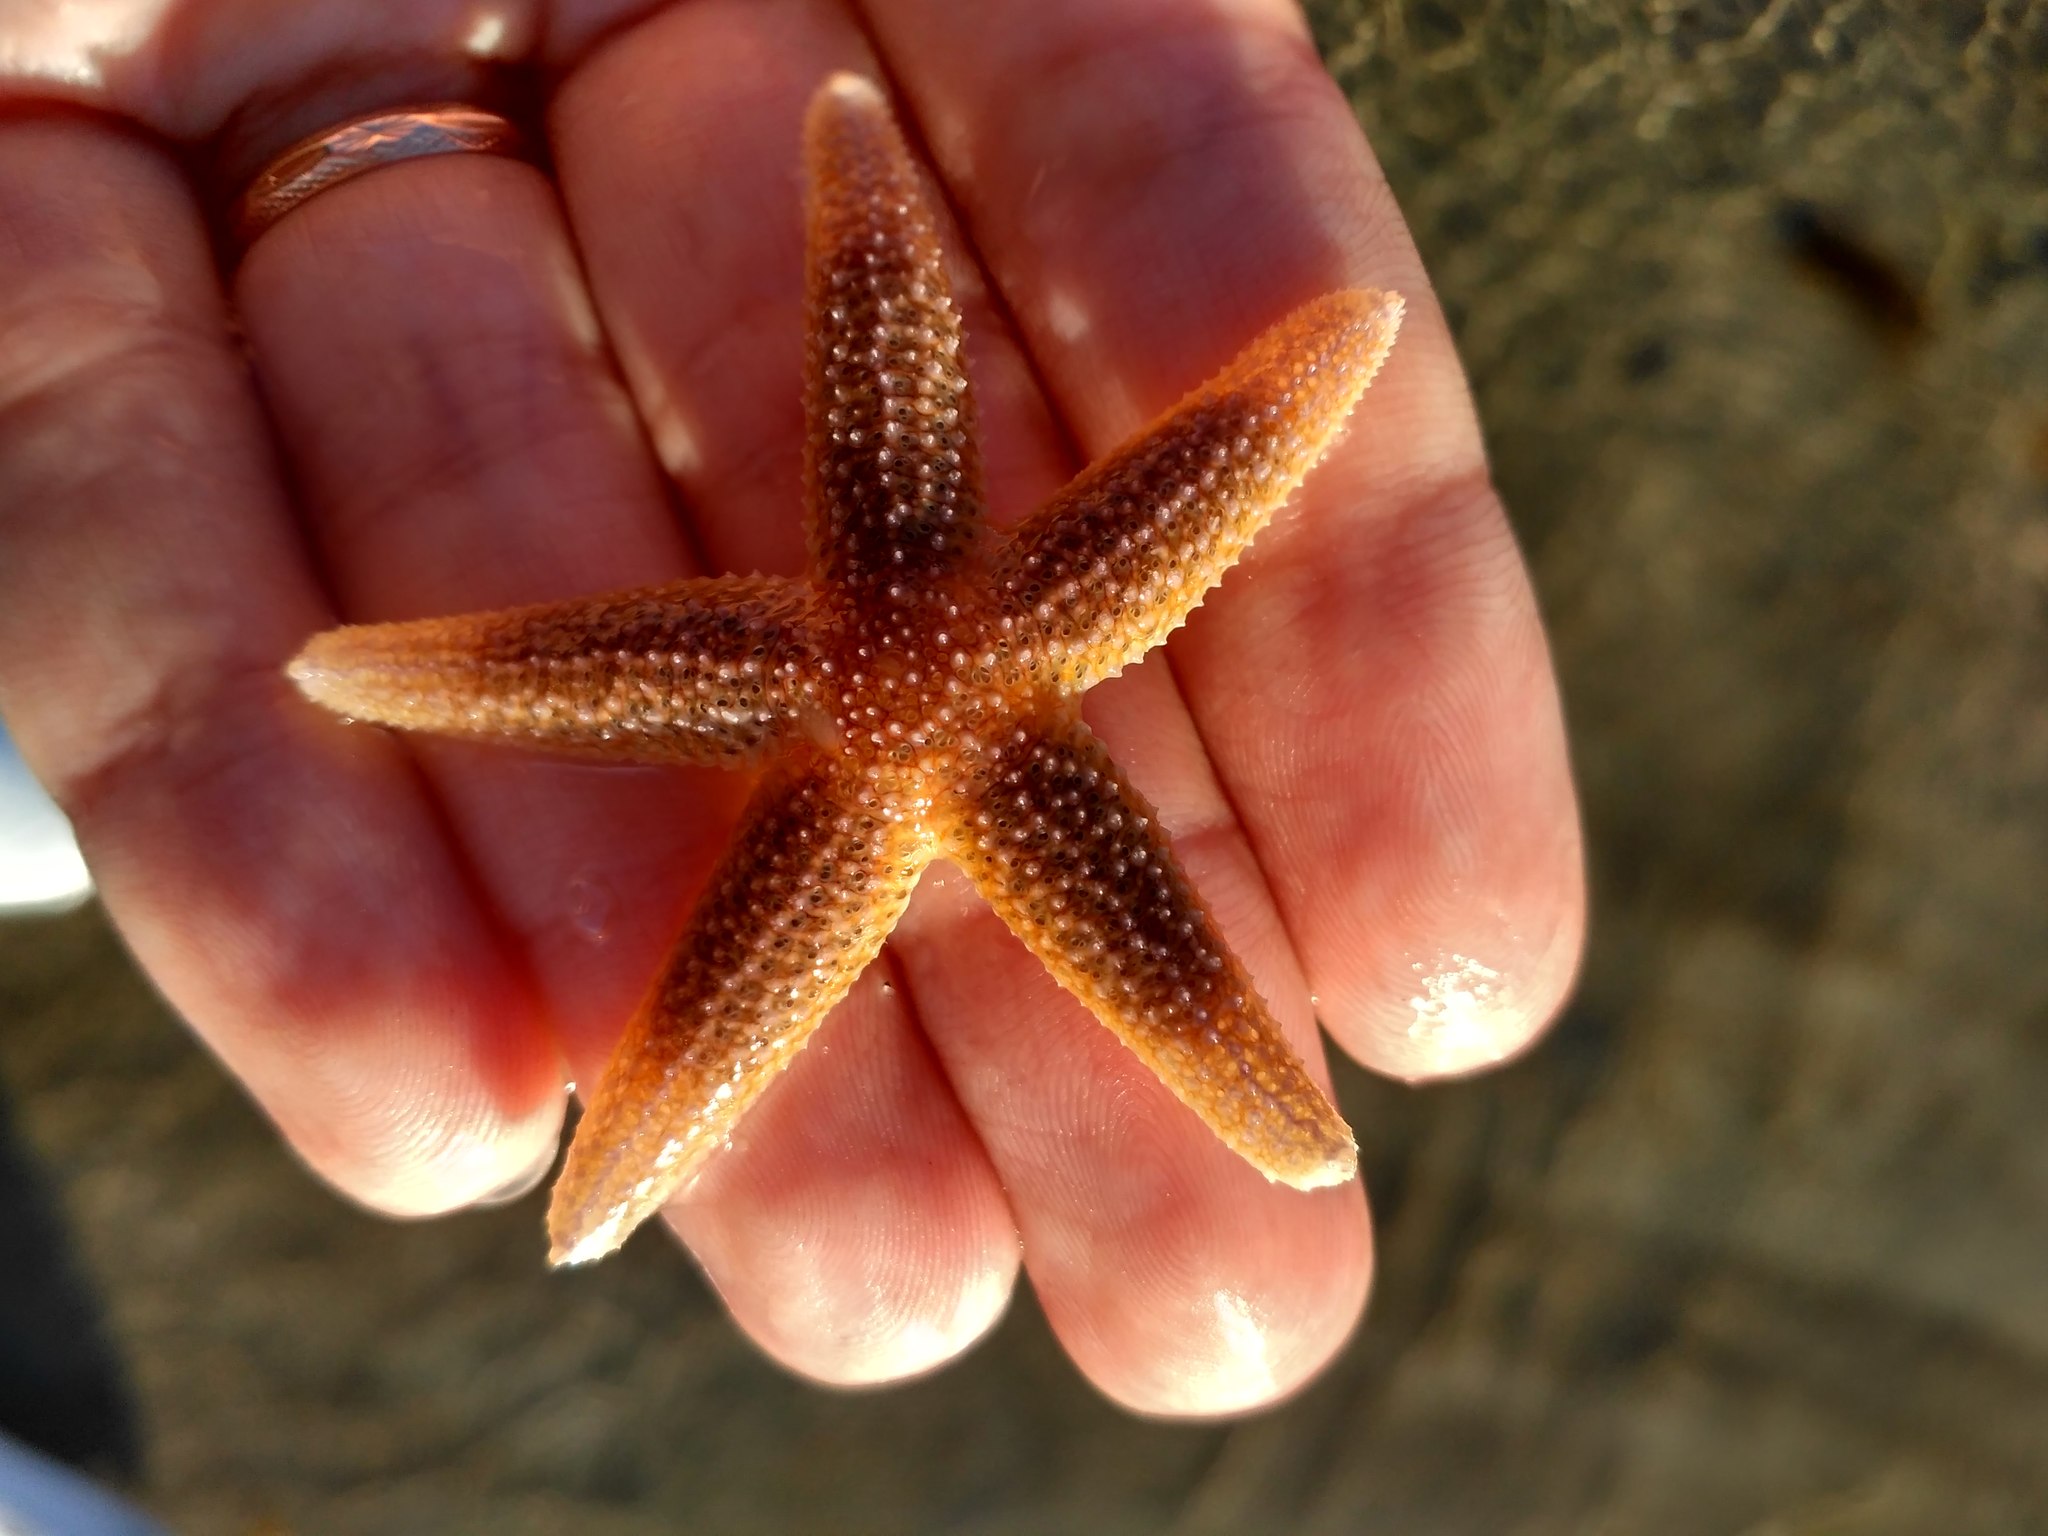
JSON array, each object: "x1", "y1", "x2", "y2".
[{"x1": 3, "y1": 2, "x2": 2045, "y2": 1530}]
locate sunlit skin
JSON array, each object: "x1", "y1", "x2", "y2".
[
  {"x1": 0, "y1": 0, "x2": 1586, "y2": 1411},
  {"x1": 291, "y1": 77, "x2": 1403, "y2": 1264}
]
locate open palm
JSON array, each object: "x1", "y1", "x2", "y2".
[{"x1": 0, "y1": 0, "x2": 1582, "y2": 1414}]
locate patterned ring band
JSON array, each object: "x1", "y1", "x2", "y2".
[{"x1": 230, "y1": 104, "x2": 528, "y2": 252}]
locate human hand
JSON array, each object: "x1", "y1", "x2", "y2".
[{"x1": 0, "y1": 0, "x2": 1582, "y2": 1414}]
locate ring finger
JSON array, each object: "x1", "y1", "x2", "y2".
[{"x1": 231, "y1": 76, "x2": 1017, "y2": 1383}]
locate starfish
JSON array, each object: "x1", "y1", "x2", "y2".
[{"x1": 288, "y1": 74, "x2": 1403, "y2": 1266}]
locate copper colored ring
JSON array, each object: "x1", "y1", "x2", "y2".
[{"x1": 230, "y1": 104, "x2": 527, "y2": 252}]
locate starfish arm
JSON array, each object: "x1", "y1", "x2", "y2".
[
  {"x1": 287, "y1": 575, "x2": 821, "y2": 765},
  {"x1": 548, "y1": 753, "x2": 934, "y2": 1264},
  {"x1": 803, "y1": 74, "x2": 986, "y2": 598},
  {"x1": 996, "y1": 289, "x2": 1404, "y2": 692},
  {"x1": 940, "y1": 710, "x2": 1357, "y2": 1190}
]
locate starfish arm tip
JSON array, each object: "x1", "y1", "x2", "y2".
[
  {"x1": 1336, "y1": 285, "x2": 1404, "y2": 322},
  {"x1": 807, "y1": 72, "x2": 893, "y2": 149},
  {"x1": 545, "y1": 1207, "x2": 630, "y2": 1269},
  {"x1": 818, "y1": 70, "x2": 885, "y2": 108},
  {"x1": 283, "y1": 634, "x2": 353, "y2": 714},
  {"x1": 1277, "y1": 1138, "x2": 1360, "y2": 1191},
  {"x1": 1332, "y1": 286, "x2": 1406, "y2": 363},
  {"x1": 1312, "y1": 288, "x2": 1406, "y2": 389}
]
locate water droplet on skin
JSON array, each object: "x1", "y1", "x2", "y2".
[{"x1": 1405, "y1": 952, "x2": 1508, "y2": 1053}]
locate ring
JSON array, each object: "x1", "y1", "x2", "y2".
[{"x1": 230, "y1": 104, "x2": 529, "y2": 253}]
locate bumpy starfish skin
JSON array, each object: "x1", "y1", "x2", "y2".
[{"x1": 288, "y1": 74, "x2": 1403, "y2": 1265}]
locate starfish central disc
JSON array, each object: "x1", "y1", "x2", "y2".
[{"x1": 288, "y1": 73, "x2": 1404, "y2": 1265}]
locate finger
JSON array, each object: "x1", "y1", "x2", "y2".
[
  {"x1": 860, "y1": 0, "x2": 1586, "y2": 1078},
  {"x1": 236, "y1": 82, "x2": 1012, "y2": 1378},
  {"x1": 893, "y1": 844, "x2": 1371, "y2": 1415},
  {"x1": 941, "y1": 710, "x2": 1356, "y2": 1191},
  {"x1": 910, "y1": 653, "x2": 1371, "y2": 1413},
  {"x1": 665, "y1": 962, "x2": 1021, "y2": 1385},
  {"x1": 552, "y1": 2, "x2": 1368, "y2": 1412},
  {"x1": 0, "y1": 114, "x2": 563, "y2": 1215},
  {"x1": 551, "y1": 0, "x2": 1070, "y2": 585},
  {"x1": 234, "y1": 141, "x2": 715, "y2": 1074}
]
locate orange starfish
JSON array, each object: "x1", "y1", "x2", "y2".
[{"x1": 289, "y1": 74, "x2": 1403, "y2": 1265}]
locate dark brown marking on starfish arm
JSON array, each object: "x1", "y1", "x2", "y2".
[
  {"x1": 941, "y1": 710, "x2": 1357, "y2": 1190},
  {"x1": 997, "y1": 289, "x2": 1403, "y2": 692},
  {"x1": 803, "y1": 74, "x2": 985, "y2": 601},
  {"x1": 287, "y1": 575, "x2": 821, "y2": 765},
  {"x1": 548, "y1": 751, "x2": 934, "y2": 1264}
]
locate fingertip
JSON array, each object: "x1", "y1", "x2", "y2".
[
  {"x1": 1088, "y1": 1183, "x2": 1372, "y2": 1419},
  {"x1": 672, "y1": 1159, "x2": 1024, "y2": 1388},
  {"x1": 642, "y1": 969, "x2": 1025, "y2": 1389},
  {"x1": 735, "y1": 1229, "x2": 1021, "y2": 1388},
  {"x1": 1126, "y1": 1283, "x2": 1362, "y2": 1419},
  {"x1": 291, "y1": 1083, "x2": 568, "y2": 1222},
  {"x1": 1348, "y1": 869, "x2": 1587, "y2": 1084},
  {"x1": 471, "y1": 1124, "x2": 562, "y2": 1208}
]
